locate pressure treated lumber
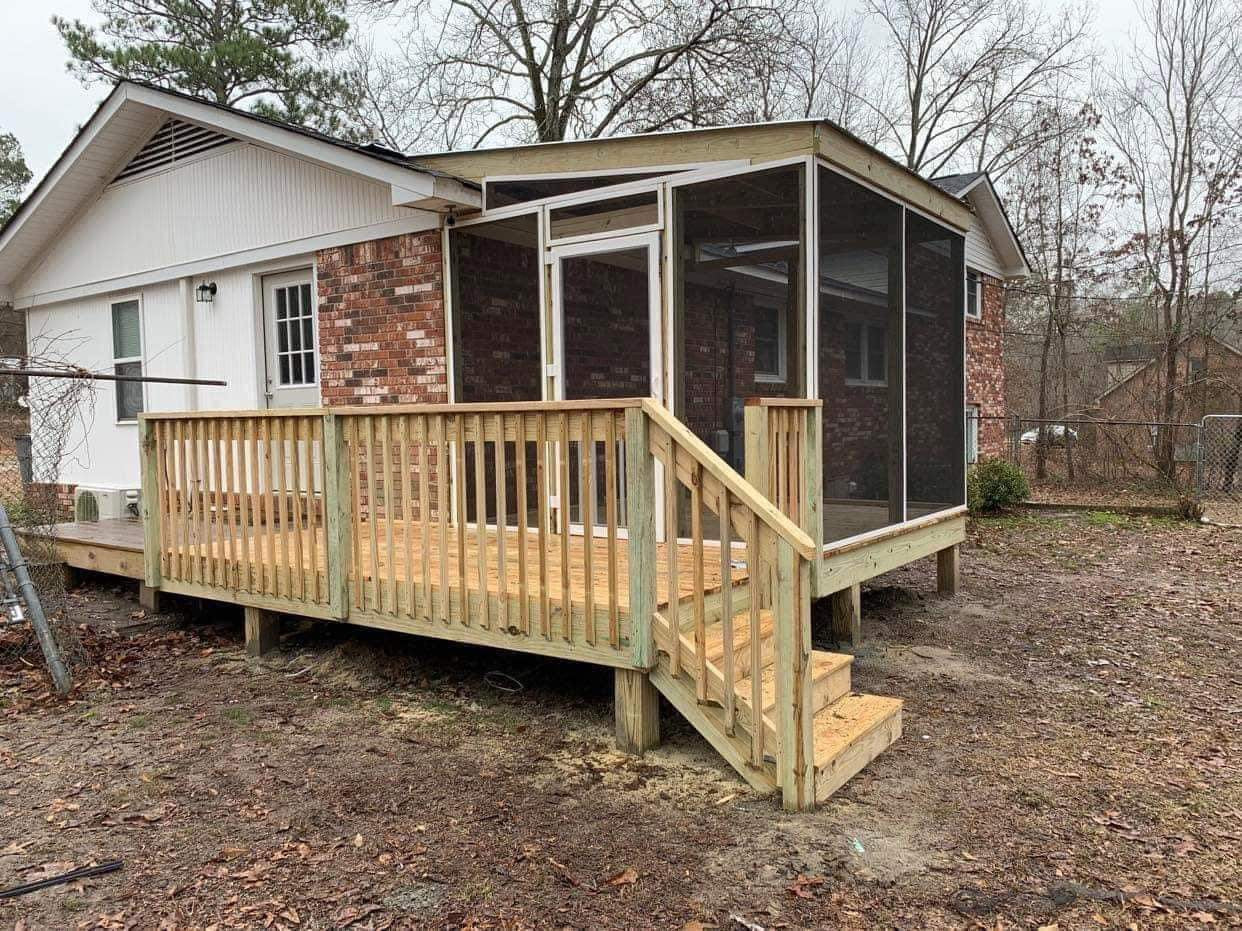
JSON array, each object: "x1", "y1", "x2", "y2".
[
  {"x1": 830, "y1": 584, "x2": 861, "y2": 647},
  {"x1": 244, "y1": 606, "x2": 279, "y2": 658},
  {"x1": 937, "y1": 544, "x2": 960, "y2": 596},
  {"x1": 615, "y1": 668, "x2": 660, "y2": 755}
]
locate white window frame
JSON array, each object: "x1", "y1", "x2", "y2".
[
  {"x1": 966, "y1": 404, "x2": 980, "y2": 463},
  {"x1": 753, "y1": 299, "x2": 788, "y2": 384},
  {"x1": 110, "y1": 294, "x2": 145, "y2": 424},
  {"x1": 844, "y1": 319, "x2": 888, "y2": 387},
  {"x1": 966, "y1": 267, "x2": 983, "y2": 320}
]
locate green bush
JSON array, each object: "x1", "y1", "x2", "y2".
[{"x1": 967, "y1": 458, "x2": 1030, "y2": 513}]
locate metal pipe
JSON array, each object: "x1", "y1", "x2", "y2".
[
  {"x1": 0, "y1": 368, "x2": 226, "y2": 386},
  {"x1": 0, "y1": 503, "x2": 71, "y2": 694}
]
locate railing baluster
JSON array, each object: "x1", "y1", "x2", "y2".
[
  {"x1": 516, "y1": 412, "x2": 530, "y2": 635},
  {"x1": 363, "y1": 416, "x2": 380, "y2": 613},
  {"x1": 309, "y1": 417, "x2": 323, "y2": 604},
  {"x1": 663, "y1": 438, "x2": 680, "y2": 675},
  {"x1": 558, "y1": 412, "x2": 572, "y2": 643},
  {"x1": 473, "y1": 413, "x2": 490, "y2": 629},
  {"x1": 749, "y1": 512, "x2": 763, "y2": 766},
  {"x1": 381, "y1": 414, "x2": 396, "y2": 615},
  {"x1": 605, "y1": 412, "x2": 619, "y2": 650},
  {"x1": 246, "y1": 419, "x2": 261, "y2": 593},
  {"x1": 536, "y1": 414, "x2": 549, "y2": 639},
  {"x1": 289, "y1": 417, "x2": 306, "y2": 602},
  {"x1": 399, "y1": 414, "x2": 413, "y2": 618},
  {"x1": 691, "y1": 460, "x2": 706, "y2": 701},
  {"x1": 349, "y1": 417, "x2": 364, "y2": 610},
  {"x1": 494, "y1": 413, "x2": 509, "y2": 630},
  {"x1": 435, "y1": 415, "x2": 450, "y2": 624},
  {"x1": 417, "y1": 414, "x2": 431, "y2": 620},
  {"x1": 580, "y1": 412, "x2": 595, "y2": 645},
  {"x1": 454, "y1": 413, "x2": 468, "y2": 625}
]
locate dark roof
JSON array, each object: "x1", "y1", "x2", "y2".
[{"x1": 930, "y1": 172, "x2": 986, "y2": 197}]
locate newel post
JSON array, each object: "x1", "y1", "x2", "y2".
[
  {"x1": 803, "y1": 403, "x2": 824, "y2": 598},
  {"x1": 774, "y1": 538, "x2": 816, "y2": 811},
  {"x1": 322, "y1": 411, "x2": 352, "y2": 620},
  {"x1": 138, "y1": 416, "x2": 162, "y2": 592},
  {"x1": 743, "y1": 402, "x2": 770, "y2": 500},
  {"x1": 624, "y1": 406, "x2": 657, "y2": 669}
]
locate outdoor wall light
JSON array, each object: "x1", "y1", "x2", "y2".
[{"x1": 195, "y1": 282, "x2": 217, "y2": 304}]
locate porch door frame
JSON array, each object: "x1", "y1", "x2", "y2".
[
  {"x1": 260, "y1": 267, "x2": 319, "y2": 409},
  {"x1": 546, "y1": 230, "x2": 664, "y2": 538}
]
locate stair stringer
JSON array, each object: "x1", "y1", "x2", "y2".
[{"x1": 649, "y1": 657, "x2": 778, "y2": 795}]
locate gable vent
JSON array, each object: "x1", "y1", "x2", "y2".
[{"x1": 113, "y1": 119, "x2": 234, "y2": 183}]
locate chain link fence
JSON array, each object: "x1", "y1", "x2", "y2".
[
  {"x1": 1198, "y1": 414, "x2": 1242, "y2": 525},
  {"x1": 0, "y1": 366, "x2": 96, "y2": 685}
]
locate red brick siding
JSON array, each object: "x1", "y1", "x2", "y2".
[
  {"x1": 967, "y1": 275, "x2": 1006, "y2": 458},
  {"x1": 25, "y1": 482, "x2": 77, "y2": 522},
  {"x1": 315, "y1": 230, "x2": 448, "y2": 406}
]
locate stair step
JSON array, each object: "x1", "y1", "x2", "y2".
[
  {"x1": 737, "y1": 650, "x2": 853, "y2": 748},
  {"x1": 665, "y1": 609, "x2": 775, "y2": 682},
  {"x1": 813, "y1": 693, "x2": 903, "y2": 802}
]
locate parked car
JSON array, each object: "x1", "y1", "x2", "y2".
[{"x1": 1020, "y1": 424, "x2": 1079, "y2": 446}]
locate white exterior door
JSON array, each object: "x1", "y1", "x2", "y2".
[{"x1": 262, "y1": 270, "x2": 319, "y2": 408}]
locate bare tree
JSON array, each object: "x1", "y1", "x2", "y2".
[
  {"x1": 862, "y1": 0, "x2": 1090, "y2": 177},
  {"x1": 1102, "y1": 0, "x2": 1242, "y2": 478},
  {"x1": 1006, "y1": 91, "x2": 1115, "y2": 479},
  {"x1": 348, "y1": 0, "x2": 783, "y2": 148}
]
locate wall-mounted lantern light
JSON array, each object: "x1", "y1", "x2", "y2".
[{"x1": 195, "y1": 282, "x2": 217, "y2": 304}]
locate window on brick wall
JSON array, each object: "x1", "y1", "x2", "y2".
[
  {"x1": 966, "y1": 268, "x2": 982, "y2": 320},
  {"x1": 966, "y1": 404, "x2": 980, "y2": 463},
  {"x1": 111, "y1": 298, "x2": 144, "y2": 422},
  {"x1": 754, "y1": 302, "x2": 787, "y2": 383},
  {"x1": 844, "y1": 321, "x2": 887, "y2": 386}
]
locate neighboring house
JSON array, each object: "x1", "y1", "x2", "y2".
[
  {"x1": 1092, "y1": 333, "x2": 1242, "y2": 421},
  {"x1": 931, "y1": 172, "x2": 1028, "y2": 463},
  {"x1": 0, "y1": 81, "x2": 1025, "y2": 538}
]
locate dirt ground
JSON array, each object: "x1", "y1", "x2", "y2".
[{"x1": 1, "y1": 510, "x2": 1238, "y2": 930}]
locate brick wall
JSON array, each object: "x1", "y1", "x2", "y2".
[
  {"x1": 315, "y1": 230, "x2": 448, "y2": 406},
  {"x1": 24, "y1": 482, "x2": 76, "y2": 522},
  {"x1": 967, "y1": 275, "x2": 1006, "y2": 458}
]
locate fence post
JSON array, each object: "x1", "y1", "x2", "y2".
[
  {"x1": 625, "y1": 407, "x2": 656, "y2": 669},
  {"x1": 138, "y1": 415, "x2": 161, "y2": 591},
  {"x1": 322, "y1": 412, "x2": 351, "y2": 620},
  {"x1": 774, "y1": 537, "x2": 815, "y2": 811}
]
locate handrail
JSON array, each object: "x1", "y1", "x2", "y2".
[
  {"x1": 142, "y1": 398, "x2": 648, "y2": 421},
  {"x1": 640, "y1": 399, "x2": 816, "y2": 558}
]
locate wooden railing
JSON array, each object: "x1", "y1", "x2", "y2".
[
  {"x1": 140, "y1": 396, "x2": 822, "y2": 808},
  {"x1": 744, "y1": 398, "x2": 824, "y2": 598},
  {"x1": 640, "y1": 400, "x2": 818, "y2": 809},
  {"x1": 141, "y1": 410, "x2": 333, "y2": 616}
]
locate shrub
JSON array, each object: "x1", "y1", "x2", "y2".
[{"x1": 968, "y1": 458, "x2": 1030, "y2": 513}]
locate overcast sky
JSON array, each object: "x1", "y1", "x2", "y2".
[{"x1": 1, "y1": 0, "x2": 1145, "y2": 190}]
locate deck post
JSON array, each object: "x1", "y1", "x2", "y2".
[
  {"x1": 937, "y1": 544, "x2": 960, "y2": 596},
  {"x1": 615, "y1": 668, "x2": 660, "y2": 755},
  {"x1": 138, "y1": 416, "x2": 162, "y2": 592},
  {"x1": 742, "y1": 403, "x2": 770, "y2": 500},
  {"x1": 830, "y1": 583, "x2": 861, "y2": 647},
  {"x1": 244, "y1": 606, "x2": 280, "y2": 657},
  {"x1": 774, "y1": 539, "x2": 815, "y2": 811},
  {"x1": 322, "y1": 412, "x2": 352, "y2": 620},
  {"x1": 802, "y1": 404, "x2": 824, "y2": 598},
  {"x1": 625, "y1": 407, "x2": 656, "y2": 669},
  {"x1": 138, "y1": 583, "x2": 161, "y2": 613}
]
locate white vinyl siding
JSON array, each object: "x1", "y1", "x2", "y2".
[
  {"x1": 964, "y1": 218, "x2": 1004, "y2": 280},
  {"x1": 16, "y1": 144, "x2": 428, "y2": 299}
]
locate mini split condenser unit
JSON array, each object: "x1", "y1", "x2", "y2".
[{"x1": 74, "y1": 486, "x2": 141, "y2": 522}]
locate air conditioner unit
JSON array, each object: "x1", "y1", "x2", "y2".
[{"x1": 75, "y1": 486, "x2": 141, "y2": 522}]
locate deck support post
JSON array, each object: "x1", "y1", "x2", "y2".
[
  {"x1": 138, "y1": 583, "x2": 161, "y2": 613},
  {"x1": 615, "y1": 668, "x2": 660, "y2": 755},
  {"x1": 774, "y1": 540, "x2": 816, "y2": 812},
  {"x1": 936, "y1": 544, "x2": 960, "y2": 596},
  {"x1": 625, "y1": 408, "x2": 656, "y2": 669},
  {"x1": 830, "y1": 583, "x2": 861, "y2": 647},
  {"x1": 138, "y1": 416, "x2": 162, "y2": 591},
  {"x1": 244, "y1": 606, "x2": 280, "y2": 658},
  {"x1": 322, "y1": 412, "x2": 352, "y2": 620}
]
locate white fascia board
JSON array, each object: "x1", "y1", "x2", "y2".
[
  {"x1": 125, "y1": 84, "x2": 476, "y2": 209},
  {"x1": 0, "y1": 85, "x2": 130, "y2": 261},
  {"x1": 392, "y1": 176, "x2": 482, "y2": 210}
]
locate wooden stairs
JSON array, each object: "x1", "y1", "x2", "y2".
[{"x1": 651, "y1": 598, "x2": 903, "y2": 804}]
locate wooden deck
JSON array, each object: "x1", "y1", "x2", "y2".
[{"x1": 43, "y1": 519, "x2": 145, "y2": 580}]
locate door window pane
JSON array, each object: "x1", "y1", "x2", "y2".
[{"x1": 273, "y1": 282, "x2": 316, "y2": 386}]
